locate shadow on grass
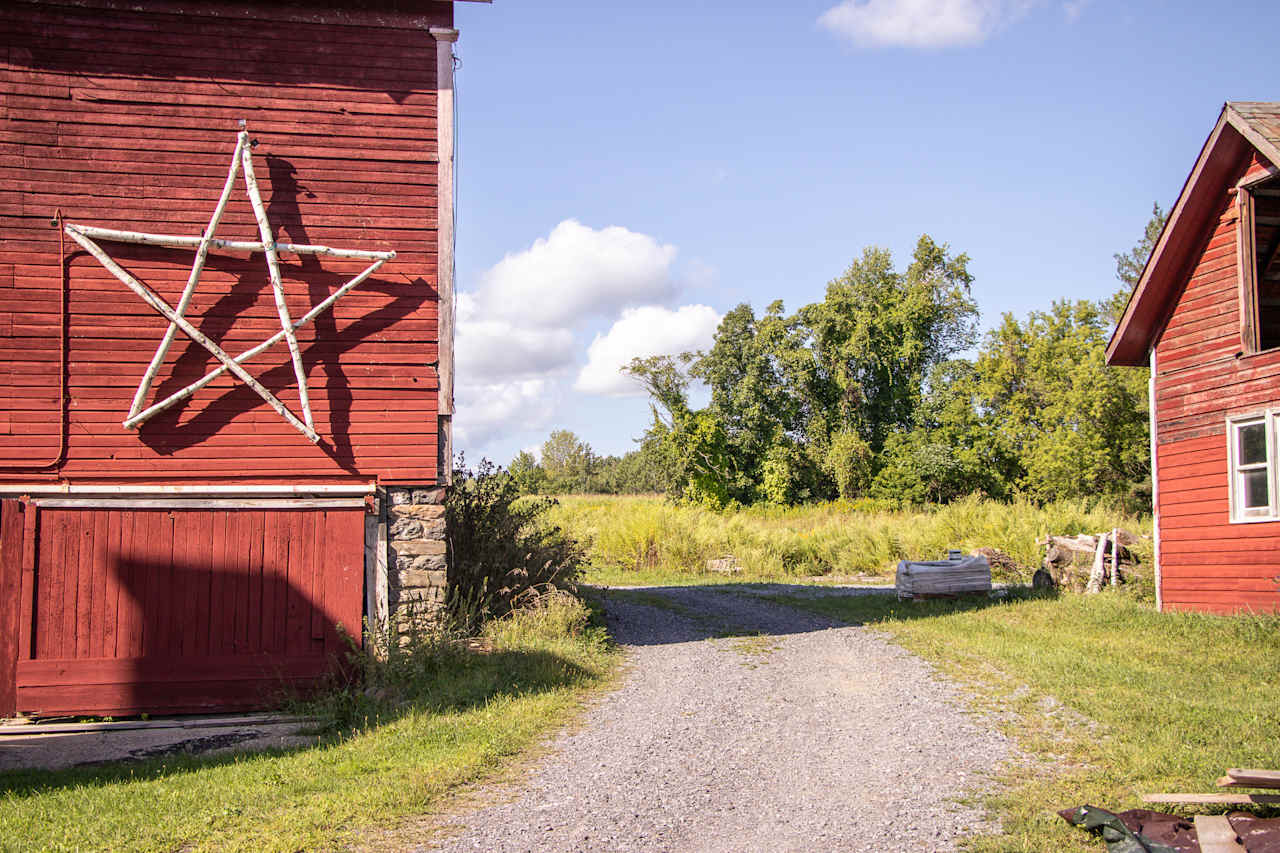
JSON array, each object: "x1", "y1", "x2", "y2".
[
  {"x1": 595, "y1": 582, "x2": 1058, "y2": 647},
  {"x1": 0, "y1": 646, "x2": 589, "y2": 799},
  {"x1": 756, "y1": 584, "x2": 1062, "y2": 627}
]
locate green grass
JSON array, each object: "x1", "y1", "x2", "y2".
[
  {"x1": 0, "y1": 595, "x2": 620, "y2": 853},
  {"x1": 762, "y1": 589, "x2": 1280, "y2": 852},
  {"x1": 549, "y1": 494, "x2": 1152, "y2": 588}
]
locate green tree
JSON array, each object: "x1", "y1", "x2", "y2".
[
  {"x1": 1106, "y1": 201, "x2": 1167, "y2": 326},
  {"x1": 1112, "y1": 203, "x2": 1167, "y2": 287},
  {"x1": 973, "y1": 300, "x2": 1148, "y2": 502},
  {"x1": 626, "y1": 356, "x2": 747, "y2": 507},
  {"x1": 616, "y1": 430, "x2": 679, "y2": 494},
  {"x1": 445, "y1": 457, "x2": 583, "y2": 624},
  {"x1": 629, "y1": 236, "x2": 979, "y2": 505},
  {"x1": 540, "y1": 429, "x2": 597, "y2": 494},
  {"x1": 871, "y1": 432, "x2": 967, "y2": 504},
  {"x1": 508, "y1": 449, "x2": 548, "y2": 495},
  {"x1": 870, "y1": 361, "x2": 1014, "y2": 503},
  {"x1": 822, "y1": 430, "x2": 874, "y2": 499},
  {"x1": 689, "y1": 301, "x2": 797, "y2": 484},
  {"x1": 797, "y1": 235, "x2": 979, "y2": 453},
  {"x1": 758, "y1": 436, "x2": 827, "y2": 504},
  {"x1": 624, "y1": 220, "x2": 1161, "y2": 508}
]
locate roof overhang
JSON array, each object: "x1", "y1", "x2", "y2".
[
  {"x1": 1107, "y1": 104, "x2": 1280, "y2": 366},
  {"x1": 11, "y1": 0, "x2": 489, "y2": 32}
]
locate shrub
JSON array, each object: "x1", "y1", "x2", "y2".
[
  {"x1": 303, "y1": 601, "x2": 465, "y2": 731},
  {"x1": 824, "y1": 430, "x2": 874, "y2": 499},
  {"x1": 303, "y1": 590, "x2": 607, "y2": 732},
  {"x1": 758, "y1": 438, "x2": 827, "y2": 505},
  {"x1": 446, "y1": 457, "x2": 585, "y2": 627},
  {"x1": 839, "y1": 495, "x2": 901, "y2": 514}
]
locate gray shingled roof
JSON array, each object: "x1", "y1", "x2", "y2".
[{"x1": 1226, "y1": 102, "x2": 1280, "y2": 168}]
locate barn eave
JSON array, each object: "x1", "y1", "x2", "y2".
[{"x1": 1107, "y1": 102, "x2": 1280, "y2": 367}]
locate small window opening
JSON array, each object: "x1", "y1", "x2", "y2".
[
  {"x1": 1228, "y1": 413, "x2": 1278, "y2": 522},
  {"x1": 1252, "y1": 177, "x2": 1280, "y2": 350},
  {"x1": 1236, "y1": 421, "x2": 1269, "y2": 509}
]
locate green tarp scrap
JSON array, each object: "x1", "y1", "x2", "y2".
[
  {"x1": 1058, "y1": 805, "x2": 1194, "y2": 852},
  {"x1": 1061, "y1": 805, "x2": 1280, "y2": 852}
]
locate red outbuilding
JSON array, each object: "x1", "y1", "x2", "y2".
[
  {"x1": 1109, "y1": 101, "x2": 1280, "y2": 615},
  {"x1": 0, "y1": 0, "x2": 474, "y2": 716}
]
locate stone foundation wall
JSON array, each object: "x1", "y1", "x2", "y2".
[{"x1": 386, "y1": 486, "x2": 447, "y2": 623}]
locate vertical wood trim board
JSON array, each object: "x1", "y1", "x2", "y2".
[
  {"x1": 0, "y1": 501, "x2": 25, "y2": 715},
  {"x1": 432, "y1": 25, "x2": 459, "y2": 485},
  {"x1": 1149, "y1": 345, "x2": 1162, "y2": 612},
  {"x1": 1236, "y1": 188, "x2": 1259, "y2": 353}
]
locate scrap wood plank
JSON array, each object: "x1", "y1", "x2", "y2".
[
  {"x1": 1142, "y1": 793, "x2": 1280, "y2": 805},
  {"x1": 1220, "y1": 768, "x2": 1280, "y2": 789},
  {"x1": 1193, "y1": 815, "x2": 1245, "y2": 853}
]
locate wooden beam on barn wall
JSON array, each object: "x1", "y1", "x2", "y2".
[
  {"x1": 31, "y1": 498, "x2": 366, "y2": 510},
  {"x1": 0, "y1": 484, "x2": 374, "y2": 497},
  {"x1": 432, "y1": 26, "x2": 458, "y2": 486},
  {"x1": 364, "y1": 490, "x2": 389, "y2": 641},
  {"x1": 1236, "y1": 187, "x2": 1260, "y2": 353}
]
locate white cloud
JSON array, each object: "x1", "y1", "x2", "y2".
[
  {"x1": 456, "y1": 318, "x2": 575, "y2": 382},
  {"x1": 454, "y1": 378, "x2": 558, "y2": 451},
  {"x1": 575, "y1": 305, "x2": 722, "y2": 397},
  {"x1": 456, "y1": 221, "x2": 683, "y2": 389},
  {"x1": 818, "y1": 0, "x2": 1035, "y2": 48},
  {"x1": 455, "y1": 220, "x2": 713, "y2": 457},
  {"x1": 476, "y1": 219, "x2": 678, "y2": 326},
  {"x1": 1062, "y1": 0, "x2": 1089, "y2": 21}
]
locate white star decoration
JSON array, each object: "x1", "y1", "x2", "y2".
[{"x1": 63, "y1": 128, "x2": 396, "y2": 444}]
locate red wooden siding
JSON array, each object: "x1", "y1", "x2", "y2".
[
  {"x1": 1157, "y1": 435, "x2": 1280, "y2": 613},
  {"x1": 1153, "y1": 148, "x2": 1280, "y2": 613},
  {"x1": 0, "y1": 3, "x2": 450, "y2": 482},
  {"x1": 7, "y1": 503, "x2": 363, "y2": 716}
]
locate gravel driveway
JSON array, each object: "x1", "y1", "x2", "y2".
[{"x1": 423, "y1": 585, "x2": 1012, "y2": 853}]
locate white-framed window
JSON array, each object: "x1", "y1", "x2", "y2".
[{"x1": 1228, "y1": 412, "x2": 1278, "y2": 522}]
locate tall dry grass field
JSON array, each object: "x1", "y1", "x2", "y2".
[{"x1": 547, "y1": 495, "x2": 1152, "y2": 587}]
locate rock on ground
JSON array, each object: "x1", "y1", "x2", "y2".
[{"x1": 422, "y1": 585, "x2": 1012, "y2": 853}]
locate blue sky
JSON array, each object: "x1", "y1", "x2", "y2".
[{"x1": 450, "y1": 0, "x2": 1280, "y2": 465}]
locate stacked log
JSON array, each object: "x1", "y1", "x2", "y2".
[
  {"x1": 1038, "y1": 529, "x2": 1139, "y2": 593},
  {"x1": 971, "y1": 546, "x2": 1025, "y2": 583}
]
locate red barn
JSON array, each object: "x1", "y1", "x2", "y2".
[
  {"x1": 1109, "y1": 102, "x2": 1280, "y2": 615},
  {"x1": 0, "y1": 0, "x2": 473, "y2": 716}
]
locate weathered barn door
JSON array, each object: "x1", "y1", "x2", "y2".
[
  {"x1": 0, "y1": 501, "x2": 24, "y2": 716},
  {"x1": 1, "y1": 503, "x2": 364, "y2": 717}
]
